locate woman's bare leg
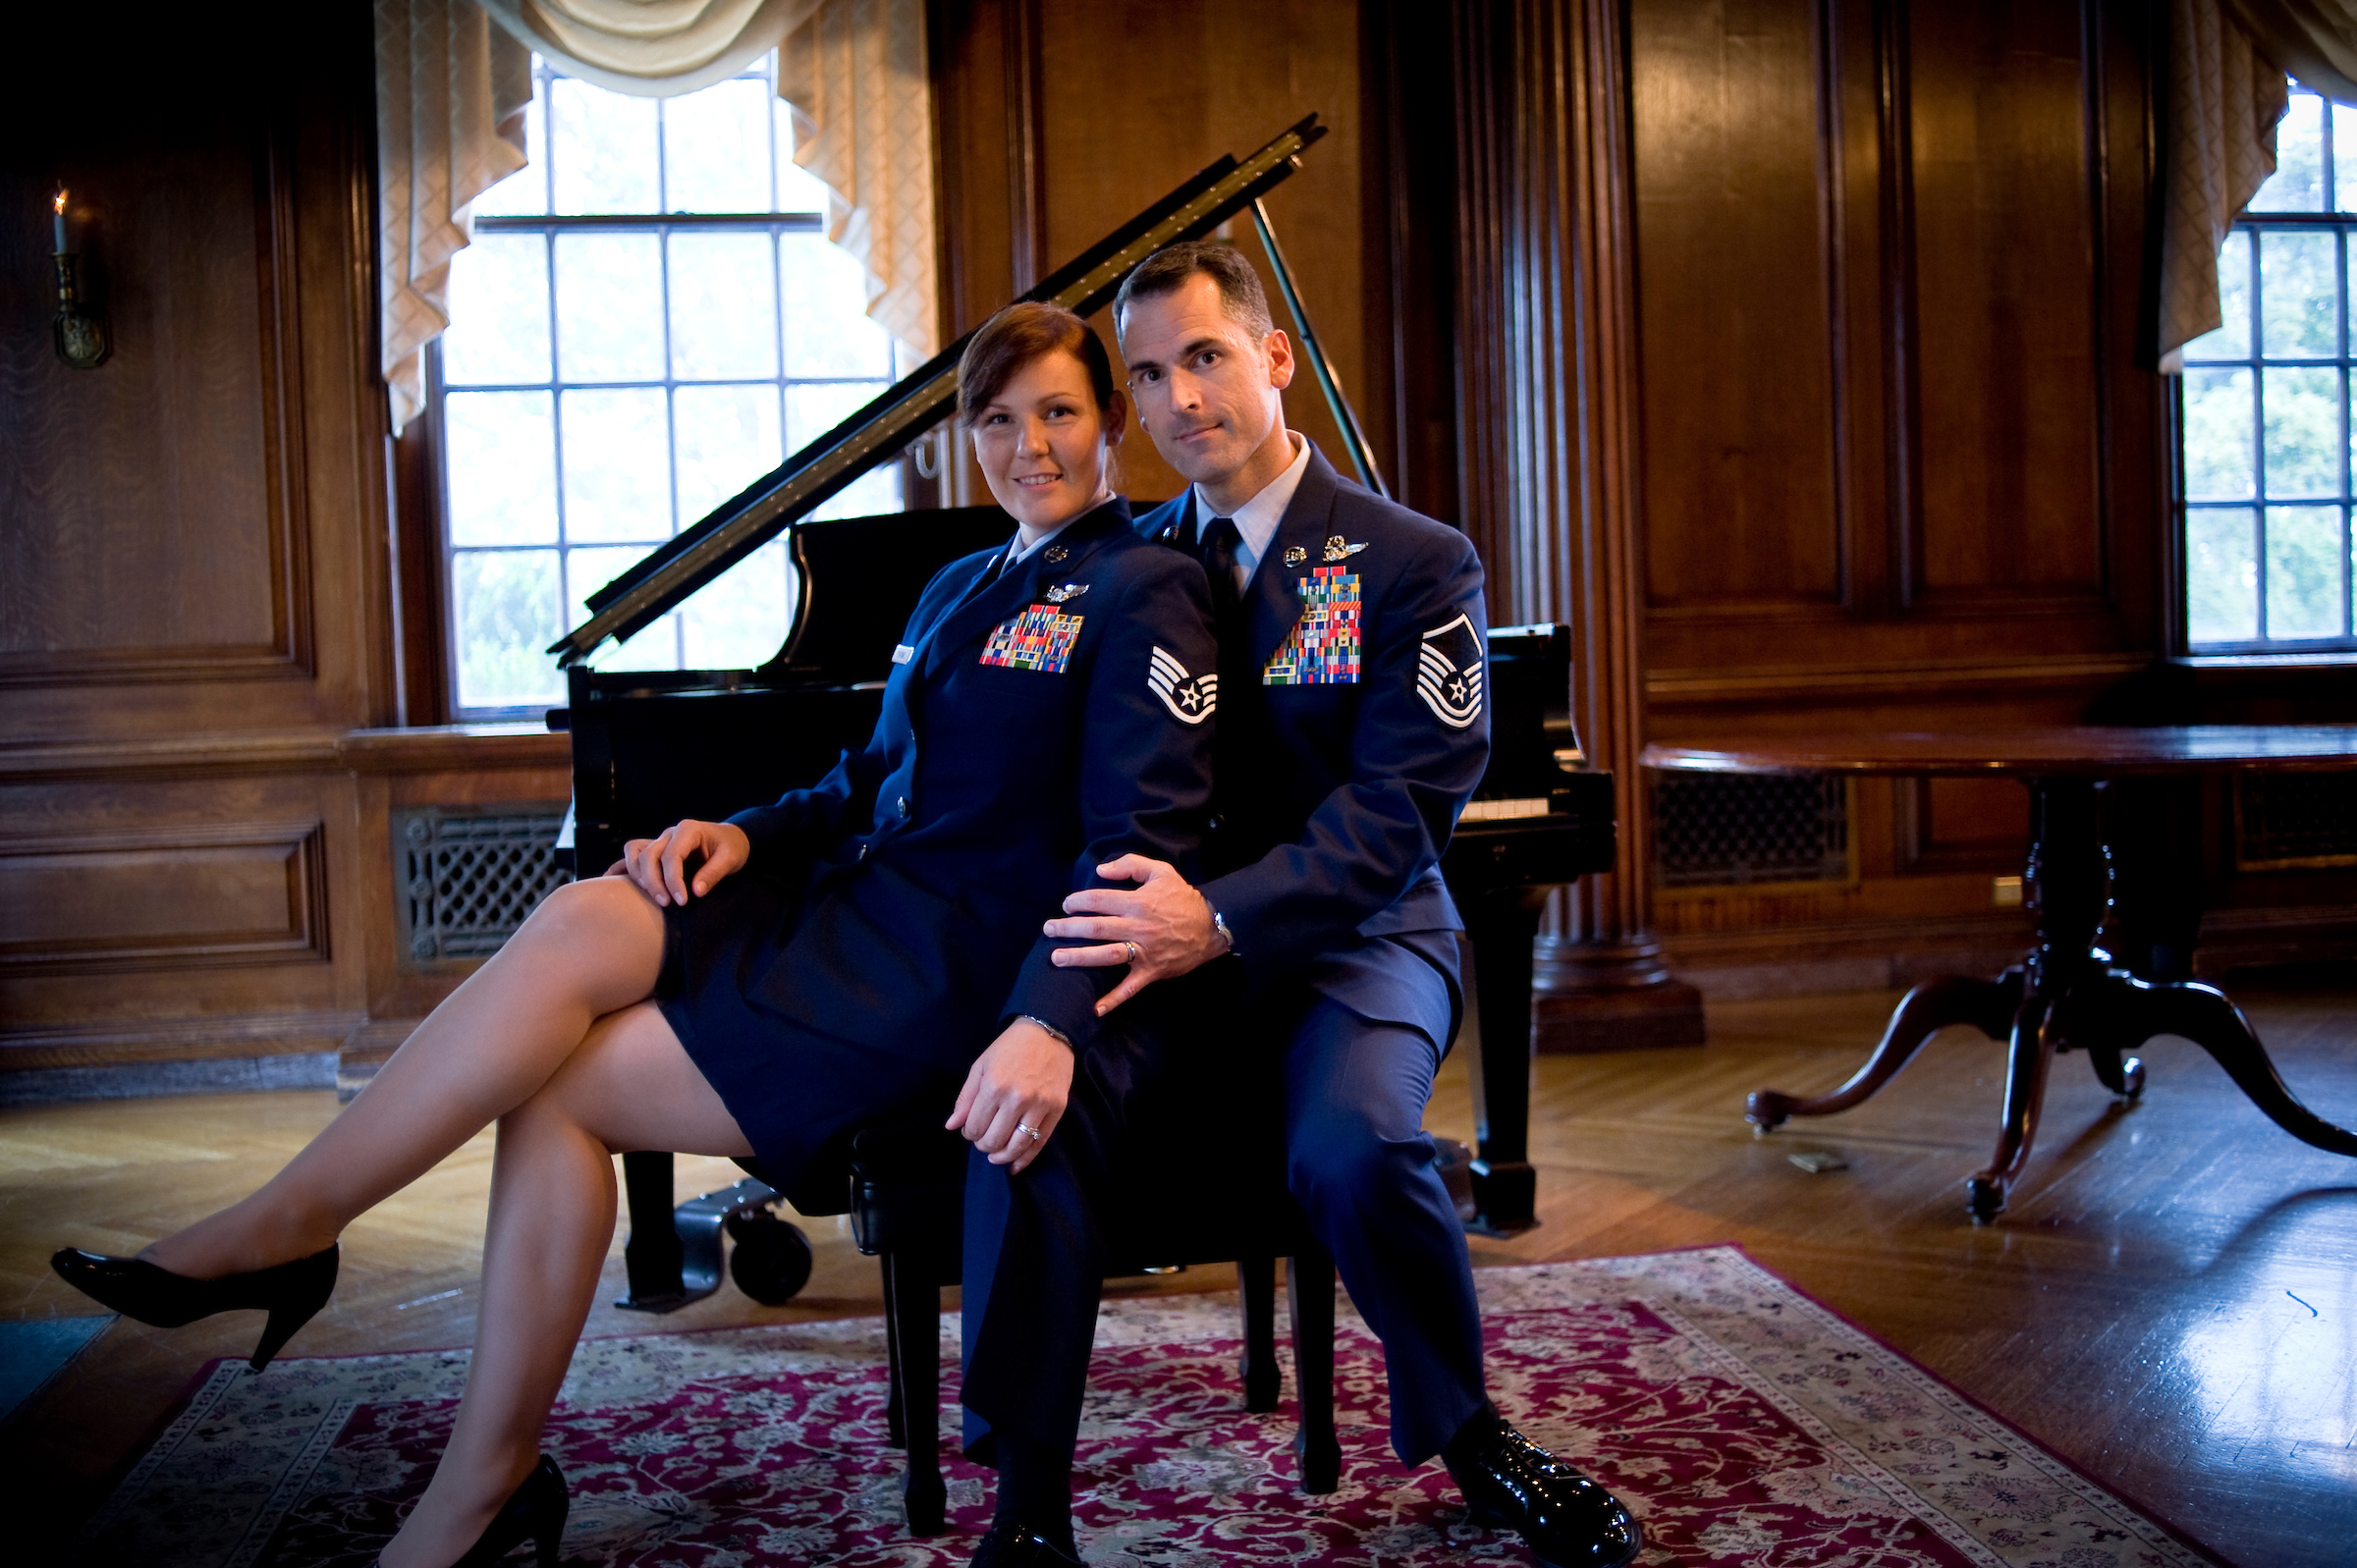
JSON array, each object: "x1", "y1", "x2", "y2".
[
  {"x1": 381, "y1": 1000, "x2": 752, "y2": 1568},
  {"x1": 145, "y1": 877, "x2": 670, "y2": 1279}
]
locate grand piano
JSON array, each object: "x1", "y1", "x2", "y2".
[{"x1": 545, "y1": 116, "x2": 1616, "y2": 1309}]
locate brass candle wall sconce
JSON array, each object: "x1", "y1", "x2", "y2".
[{"x1": 50, "y1": 187, "x2": 110, "y2": 370}]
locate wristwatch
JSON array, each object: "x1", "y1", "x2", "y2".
[
  {"x1": 1021, "y1": 1014, "x2": 1074, "y2": 1047},
  {"x1": 1211, "y1": 909, "x2": 1237, "y2": 956}
]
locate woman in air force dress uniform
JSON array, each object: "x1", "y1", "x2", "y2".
[{"x1": 50, "y1": 301, "x2": 1217, "y2": 1568}]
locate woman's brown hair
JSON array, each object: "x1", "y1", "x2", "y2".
[{"x1": 956, "y1": 301, "x2": 1118, "y2": 425}]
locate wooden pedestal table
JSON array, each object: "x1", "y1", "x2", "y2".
[{"x1": 1641, "y1": 728, "x2": 2357, "y2": 1222}]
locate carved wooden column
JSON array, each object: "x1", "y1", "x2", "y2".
[{"x1": 1452, "y1": 0, "x2": 1703, "y2": 1051}]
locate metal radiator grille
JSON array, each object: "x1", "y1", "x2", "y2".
[
  {"x1": 395, "y1": 805, "x2": 574, "y2": 964},
  {"x1": 2235, "y1": 772, "x2": 2357, "y2": 870},
  {"x1": 1653, "y1": 772, "x2": 1849, "y2": 889}
]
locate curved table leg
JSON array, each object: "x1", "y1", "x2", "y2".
[
  {"x1": 1748, "y1": 970, "x2": 2024, "y2": 1133},
  {"x1": 1966, "y1": 995, "x2": 2057, "y2": 1224},
  {"x1": 2093, "y1": 972, "x2": 2357, "y2": 1157}
]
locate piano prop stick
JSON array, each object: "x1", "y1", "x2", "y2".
[
  {"x1": 1247, "y1": 197, "x2": 1388, "y2": 498},
  {"x1": 549, "y1": 117, "x2": 1617, "y2": 1306}
]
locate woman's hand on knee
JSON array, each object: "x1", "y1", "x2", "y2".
[
  {"x1": 947, "y1": 1020, "x2": 1072, "y2": 1174},
  {"x1": 616, "y1": 820, "x2": 750, "y2": 906}
]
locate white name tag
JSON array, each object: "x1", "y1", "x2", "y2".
[{"x1": 892, "y1": 644, "x2": 915, "y2": 665}]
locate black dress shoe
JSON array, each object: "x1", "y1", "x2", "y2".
[
  {"x1": 1446, "y1": 1418, "x2": 1642, "y2": 1568},
  {"x1": 970, "y1": 1519, "x2": 1084, "y2": 1567},
  {"x1": 51, "y1": 1243, "x2": 339, "y2": 1373},
  {"x1": 365, "y1": 1454, "x2": 569, "y2": 1568}
]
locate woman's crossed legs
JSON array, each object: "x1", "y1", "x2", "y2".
[{"x1": 140, "y1": 875, "x2": 752, "y2": 1568}]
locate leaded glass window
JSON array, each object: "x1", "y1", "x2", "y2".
[
  {"x1": 2179, "y1": 84, "x2": 2357, "y2": 652},
  {"x1": 438, "y1": 54, "x2": 910, "y2": 716}
]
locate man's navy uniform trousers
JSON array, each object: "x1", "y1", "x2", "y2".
[{"x1": 961, "y1": 446, "x2": 1495, "y2": 1471}]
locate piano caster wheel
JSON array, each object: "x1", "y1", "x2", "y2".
[
  {"x1": 2121, "y1": 1054, "x2": 2146, "y2": 1102},
  {"x1": 1965, "y1": 1173, "x2": 2006, "y2": 1225},
  {"x1": 727, "y1": 1211, "x2": 814, "y2": 1305}
]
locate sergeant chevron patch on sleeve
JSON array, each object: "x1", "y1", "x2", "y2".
[
  {"x1": 1148, "y1": 646, "x2": 1218, "y2": 723},
  {"x1": 1416, "y1": 613, "x2": 1485, "y2": 729}
]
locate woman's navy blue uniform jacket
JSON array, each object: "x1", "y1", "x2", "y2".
[{"x1": 652, "y1": 499, "x2": 1218, "y2": 1181}]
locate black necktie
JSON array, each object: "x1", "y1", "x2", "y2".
[{"x1": 1199, "y1": 515, "x2": 1242, "y2": 620}]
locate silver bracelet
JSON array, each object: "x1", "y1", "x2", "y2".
[{"x1": 1021, "y1": 1014, "x2": 1074, "y2": 1047}]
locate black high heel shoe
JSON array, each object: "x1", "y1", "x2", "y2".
[
  {"x1": 379, "y1": 1455, "x2": 565, "y2": 1568},
  {"x1": 457, "y1": 1456, "x2": 568, "y2": 1567},
  {"x1": 50, "y1": 1243, "x2": 339, "y2": 1373}
]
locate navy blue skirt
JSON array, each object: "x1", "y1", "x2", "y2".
[{"x1": 652, "y1": 866, "x2": 960, "y2": 1189}]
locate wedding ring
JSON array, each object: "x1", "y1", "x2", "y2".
[
  {"x1": 1123, "y1": 941, "x2": 1142, "y2": 964},
  {"x1": 1017, "y1": 1122, "x2": 1043, "y2": 1142}
]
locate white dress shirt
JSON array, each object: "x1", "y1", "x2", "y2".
[{"x1": 1193, "y1": 431, "x2": 1309, "y2": 593}]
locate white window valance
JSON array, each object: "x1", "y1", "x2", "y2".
[{"x1": 376, "y1": 0, "x2": 938, "y2": 430}]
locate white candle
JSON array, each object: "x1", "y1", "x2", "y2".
[{"x1": 53, "y1": 190, "x2": 67, "y2": 252}]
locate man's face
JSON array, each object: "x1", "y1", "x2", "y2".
[{"x1": 1119, "y1": 274, "x2": 1294, "y2": 488}]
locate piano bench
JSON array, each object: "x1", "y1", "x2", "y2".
[
  {"x1": 617, "y1": 1124, "x2": 1480, "y2": 1534},
  {"x1": 839, "y1": 1117, "x2": 1344, "y2": 1534}
]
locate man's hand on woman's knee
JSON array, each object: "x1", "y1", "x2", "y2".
[
  {"x1": 1043, "y1": 854, "x2": 1230, "y2": 1016},
  {"x1": 948, "y1": 1019, "x2": 1072, "y2": 1173},
  {"x1": 610, "y1": 819, "x2": 750, "y2": 907}
]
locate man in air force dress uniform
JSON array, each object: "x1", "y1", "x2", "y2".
[{"x1": 955, "y1": 243, "x2": 1643, "y2": 1568}]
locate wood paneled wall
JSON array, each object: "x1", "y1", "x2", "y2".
[
  {"x1": 1625, "y1": 0, "x2": 2180, "y2": 988},
  {"x1": 932, "y1": 0, "x2": 1386, "y2": 506},
  {"x1": 0, "y1": 7, "x2": 567, "y2": 1098}
]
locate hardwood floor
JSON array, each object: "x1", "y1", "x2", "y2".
[{"x1": 3, "y1": 978, "x2": 2353, "y2": 1564}]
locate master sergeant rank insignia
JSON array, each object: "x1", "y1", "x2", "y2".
[
  {"x1": 980, "y1": 605, "x2": 1085, "y2": 674},
  {"x1": 1416, "y1": 612, "x2": 1484, "y2": 729},
  {"x1": 1147, "y1": 646, "x2": 1217, "y2": 723}
]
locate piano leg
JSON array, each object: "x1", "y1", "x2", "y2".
[{"x1": 1458, "y1": 888, "x2": 1552, "y2": 1235}]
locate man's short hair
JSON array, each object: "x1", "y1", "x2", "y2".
[{"x1": 1111, "y1": 241, "x2": 1277, "y2": 343}]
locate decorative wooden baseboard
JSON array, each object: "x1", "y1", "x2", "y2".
[
  {"x1": 337, "y1": 1017, "x2": 420, "y2": 1102},
  {"x1": 1666, "y1": 914, "x2": 2032, "y2": 1001},
  {"x1": 0, "y1": 1009, "x2": 366, "y2": 1074},
  {"x1": 2193, "y1": 905, "x2": 2357, "y2": 977},
  {"x1": 0, "y1": 1053, "x2": 338, "y2": 1106}
]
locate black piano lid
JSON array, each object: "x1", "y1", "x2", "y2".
[{"x1": 550, "y1": 113, "x2": 1331, "y2": 668}]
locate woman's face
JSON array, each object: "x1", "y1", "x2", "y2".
[{"x1": 970, "y1": 349, "x2": 1126, "y2": 532}]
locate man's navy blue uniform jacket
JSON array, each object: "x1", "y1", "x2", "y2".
[{"x1": 1134, "y1": 446, "x2": 1490, "y2": 1001}]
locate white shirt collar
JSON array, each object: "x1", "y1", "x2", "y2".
[
  {"x1": 1192, "y1": 430, "x2": 1308, "y2": 587},
  {"x1": 1010, "y1": 493, "x2": 1114, "y2": 563}
]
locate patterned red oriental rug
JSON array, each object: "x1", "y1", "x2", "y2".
[{"x1": 78, "y1": 1247, "x2": 2215, "y2": 1567}]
